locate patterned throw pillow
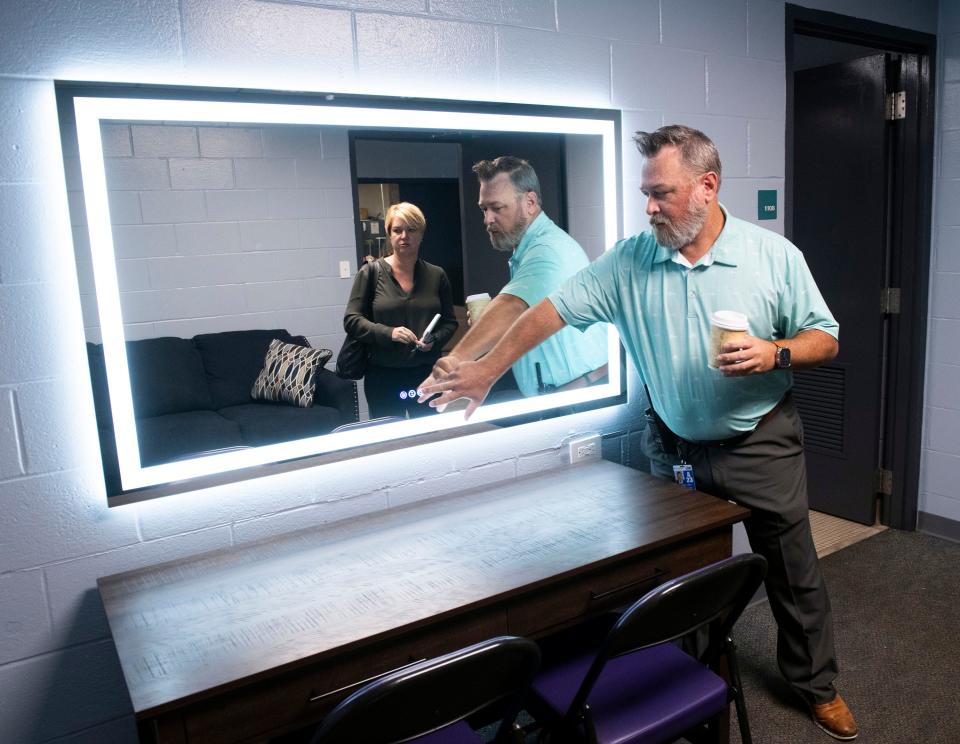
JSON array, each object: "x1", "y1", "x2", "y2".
[{"x1": 251, "y1": 339, "x2": 333, "y2": 408}]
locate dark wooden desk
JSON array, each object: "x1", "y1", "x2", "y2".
[{"x1": 98, "y1": 461, "x2": 748, "y2": 744}]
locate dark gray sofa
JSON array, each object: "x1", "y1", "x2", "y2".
[{"x1": 87, "y1": 329, "x2": 358, "y2": 494}]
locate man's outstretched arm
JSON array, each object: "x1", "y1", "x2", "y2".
[{"x1": 419, "y1": 299, "x2": 567, "y2": 419}]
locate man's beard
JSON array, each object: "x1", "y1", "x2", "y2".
[
  {"x1": 487, "y1": 213, "x2": 528, "y2": 253},
  {"x1": 650, "y1": 193, "x2": 708, "y2": 250}
]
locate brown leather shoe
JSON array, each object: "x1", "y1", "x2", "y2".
[{"x1": 811, "y1": 693, "x2": 859, "y2": 740}]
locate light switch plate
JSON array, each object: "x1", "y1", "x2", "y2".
[{"x1": 339, "y1": 260, "x2": 351, "y2": 278}]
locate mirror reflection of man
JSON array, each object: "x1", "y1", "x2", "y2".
[{"x1": 418, "y1": 156, "x2": 608, "y2": 401}]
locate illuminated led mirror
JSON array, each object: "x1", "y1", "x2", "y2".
[{"x1": 60, "y1": 85, "x2": 624, "y2": 503}]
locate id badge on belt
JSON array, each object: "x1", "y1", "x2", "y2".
[{"x1": 672, "y1": 461, "x2": 696, "y2": 490}]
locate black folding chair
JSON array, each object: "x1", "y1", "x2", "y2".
[
  {"x1": 528, "y1": 553, "x2": 767, "y2": 744},
  {"x1": 311, "y1": 635, "x2": 540, "y2": 744}
]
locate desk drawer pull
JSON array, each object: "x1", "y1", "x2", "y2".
[
  {"x1": 589, "y1": 568, "x2": 668, "y2": 601},
  {"x1": 308, "y1": 657, "x2": 427, "y2": 704}
]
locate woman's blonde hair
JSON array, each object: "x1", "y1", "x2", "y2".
[{"x1": 384, "y1": 202, "x2": 426, "y2": 234}]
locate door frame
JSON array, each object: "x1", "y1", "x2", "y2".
[{"x1": 785, "y1": 4, "x2": 936, "y2": 530}]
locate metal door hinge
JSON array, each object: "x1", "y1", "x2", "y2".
[
  {"x1": 875, "y1": 468, "x2": 894, "y2": 496},
  {"x1": 881, "y1": 287, "x2": 901, "y2": 315},
  {"x1": 885, "y1": 91, "x2": 906, "y2": 120}
]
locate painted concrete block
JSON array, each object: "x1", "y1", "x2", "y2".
[
  {"x1": 104, "y1": 157, "x2": 170, "y2": 191},
  {"x1": 0, "y1": 640, "x2": 133, "y2": 743},
  {"x1": 498, "y1": 27, "x2": 611, "y2": 107},
  {"x1": 175, "y1": 221, "x2": 242, "y2": 256},
  {"x1": 926, "y1": 363, "x2": 960, "y2": 410},
  {"x1": 235, "y1": 250, "x2": 309, "y2": 283},
  {"x1": 613, "y1": 42, "x2": 706, "y2": 112},
  {"x1": 119, "y1": 290, "x2": 167, "y2": 324},
  {"x1": 919, "y1": 490, "x2": 960, "y2": 522},
  {"x1": 0, "y1": 284, "x2": 73, "y2": 384},
  {"x1": 748, "y1": 118, "x2": 785, "y2": 177},
  {"x1": 938, "y1": 130, "x2": 960, "y2": 178},
  {"x1": 0, "y1": 183, "x2": 63, "y2": 284},
  {"x1": 234, "y1": 157, "x2": 297, "y2": 189},
  {"x1": 942, "y1": 82, "x2": 960, "y2": 132},
  {"x1": 180, "y1": 0, "x2": 354, "y2": 91},
  {"x1": 0, "y1": 468, "x2": 138, "y2": 571},
  {"x1": 0, "y1": 0, "x2": 181, "y2": 79},
  {"x1": 166, "y1": 285, "x2": 248, "y2": 320},
  {"x1": 0, "y1": 570, "x2": 51, "y2": 664},
  {"x1": 663, "y1": 0, "x2": 748, "y2": 56},
  {"x1": 299, "y1": 217, "x2": 357, "y2": 249},
  {"x1": 117, "y1": 259, "x2": 152, "y2": 293},
  {"x1": 938, "y1": 179, "x2": 960, "y2": 226},
  {"x1": 132, "y1": 124, "x2": 198, "y2": 158},
  {"x1": 169, "y1": 158, "x2": 234, "y2": 190},
  {"x1": 240, "y1": 219, "x2": 301, "y2": 253},
  {"x1": 556, "y1": 0, "x2": 659, "y2": 43},
  {"x1": 718, "y1": 178, "x2": 784, "y2": 234},
  {"x1": 0, "y1": 77, "x2": 62, "y2": 183},
  {"x1": 921, "y1": 449, "x2": 960, "y2": 501},
  {"x1": 321, "y1": 127, "x2": 350, "y2": 159},
  {"x1": 324, "y1": 187, "x2": 356, "y2": 218},
  {"x1": 140, "y1": 190, "x2": 207, "y2": 224},
  {"x1": 931, "y1": 271, "x2": 960, "y2": 319},
  {"x1": 430, "y1": 0, "x2": 555, "y2": 29},
  {"x1": 926, "y1": 406, "x2": 960, "y2": 455},
  {"x1": 296, "y1": 157, "x2": 352, "y2": 189},
  {"x1": 747, "y1": 0, "x2": 785, "y2": 61},
  {"x1": 389, "y1": 460, "x2": 514, "y2": 508},
  {"x1": 516, "y1": 448, "x2": 565, "y2": 477},
  {"x1": 945, "y1": 33, "x2": 960, "y2": 82},
  {"x1": 936, "y1": 226, "x2": 960, "y2": 272},
  {"x1": 267, "y1": 188, "x2": 327, "y2": 219},
  {"x1": 0, "y1": 389, "x2": 22, "y2": 479},
  {"x1": 100, "y1": 123, "x2": 133, "y2": 157},
  {"x1": 243, "y1": 280, "x2": 306, "y2": 313},
  {"x1": 17, "y1": 378, "x2": 93, "y2": 474},
  {"x1": 666, "y1": 114, "x2": 748, "y2": 177},
  {"x1": 111, "y1": 224, "x2": 177, "y2": 260},
  {"x1": 199, "y1": 126, "x2": 263, "y2": 158},
  {"x1": 206, "y1": 189, "x2": 271, "y2": 221},
  {"x1": 707, "y1": 55, "x2": 784, "y2": 119},
  {"x1": 261, "y1": 128, "x2": 325, "y2": 159},
  {"x1": 356, "y1": 14, "x2": 496, "y2": 98},
  {"x1": 929, "y1": 317, "x2": 960, "y2": 366},
  {"x1": 106, "y1": 190, "x2": 143, "y2": 225}
]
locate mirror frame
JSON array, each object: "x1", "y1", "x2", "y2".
[{"x1": 60, "y1": 83, "x2": 625, "y2": 504}]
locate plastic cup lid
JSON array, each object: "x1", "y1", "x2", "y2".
[
  {"x1": 465, "y1": 293, "x2": 491, "y2": 302},
  {"x1": 710, "y1": 310, "x2": 749, "y2": 330}
]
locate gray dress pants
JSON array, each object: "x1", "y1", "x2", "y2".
[{"x1": 641, "y1": 394, "x2": 839, "y2": 704}]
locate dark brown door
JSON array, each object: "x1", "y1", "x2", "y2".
[{"x1": 792, "y1": 54, "x2": 889, "y2": 524}]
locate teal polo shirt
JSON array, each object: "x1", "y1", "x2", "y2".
[
  {"x1": 549, "y1": 206, "x2": 839, "y2": 441},
  {"x1": 502, "y1": 212, "x2": 609, "y2": 397}
]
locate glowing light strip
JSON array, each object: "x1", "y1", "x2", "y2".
[{"x1": 73, "y1": 95, "x2": 623, "y2": 492}]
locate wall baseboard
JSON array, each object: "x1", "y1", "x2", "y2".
[{"x1": 917, "y1": 511, "x2": 960, "y2": 544}]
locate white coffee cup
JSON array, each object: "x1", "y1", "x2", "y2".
[
  {"x1": 708, "y1": 310, "x2": 749, "y2": 369},
  {"x1": 465, "y1": 292, "x2": 492, "y2": 325}
]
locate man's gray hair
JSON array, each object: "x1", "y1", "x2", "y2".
[
  {"x1": 472, "y1": 156, "x2": 542, "y2": 206},
  {"x1": 633, "y1": 125, "x2": 722, "y2": 185}
]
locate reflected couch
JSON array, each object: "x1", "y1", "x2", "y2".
[{"x1": 87, "y1": 329, "x2": 358, "y2": 495}]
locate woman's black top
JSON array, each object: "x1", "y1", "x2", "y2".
[{"x1": 343, "y1": 257, "x2": 459, "y2": 368}]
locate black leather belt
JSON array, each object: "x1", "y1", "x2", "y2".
[{"x1": 646, "y1": 393, "x2": 789, "y2": 456}]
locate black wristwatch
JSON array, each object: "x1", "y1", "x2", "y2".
[{"x1": 773, "y1": 341, "x2": 791, "y2": 369}]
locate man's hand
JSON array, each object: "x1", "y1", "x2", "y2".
[
  {"x1": 417, "y1": 354, "x2": 461, "y2": 404},
  {"x1": 716, "y1": 335, "x2": 776, "y2": 376},
  {"x1": 417, "y1": 359, "x2": 494, "y2": 420}
]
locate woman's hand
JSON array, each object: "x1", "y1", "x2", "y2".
[
  {"x1": 391, "y1": 326, "x2": 419, "y2": 345},
  {"x1": 415, "y1": 338, "x2": 435, "y2": 352}
]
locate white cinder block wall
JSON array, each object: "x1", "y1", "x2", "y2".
[
  {"x1": 922, "y1": 3, "x2": 960, "y2": 528},
  {"x1": 0, "y1": 1, "x2": 948, "y2": 742}
]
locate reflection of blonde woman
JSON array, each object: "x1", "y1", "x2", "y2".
[{"x1": 343, "y1": 202, "x2": 458, "y2": 419}]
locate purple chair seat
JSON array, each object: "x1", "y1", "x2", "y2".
[
  {"x1": 533, "y1": 643, "x2": 728, "y2": 744},
  {"x1": 410, "y1": 720, "x2": 482, "y2": 743}
]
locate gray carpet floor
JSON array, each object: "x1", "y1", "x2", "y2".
[{"x1": 729, "y1": 529, "x2": 960, "y2": 743}]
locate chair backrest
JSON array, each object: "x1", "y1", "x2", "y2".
[
  {"x1": 312, "y1": 635, "x2": 541, "y2": 744},
  {"x1": 570, "y1": 553, "x2": 767, "y2": 715}
]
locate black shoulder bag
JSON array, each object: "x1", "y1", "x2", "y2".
[{"x1": 335, "y1": 260, "x2": 379, "y2": 380}]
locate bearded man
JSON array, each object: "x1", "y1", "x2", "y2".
[
  {"x1": 419, "y1": 155, "x2": 608, "y2": 399},
  {"x1": 420, "y1": 127, "x2": 859, "y2": 741}
]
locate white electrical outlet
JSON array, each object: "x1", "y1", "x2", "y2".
[
  {"x1": 339, "y1": 260, "x2": 351, "y2": 279},
  {"x1": 566, "y1": 433, "x2": 602, "y2": 464}
]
